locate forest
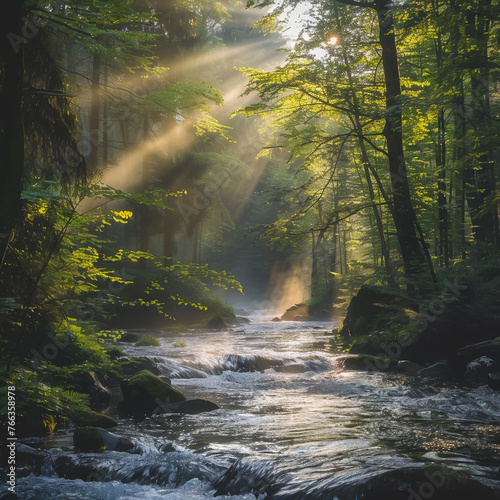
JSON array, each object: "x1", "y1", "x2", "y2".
[{"x1": 1, "y1": 0, "x2": 500, "y2": 499}]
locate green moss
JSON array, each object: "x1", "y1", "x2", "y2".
[
  {"x1": 70, "y1": 408, "x2": 117, "y2": 428},
  {"x1": 124, "y1": 369, "x2": 186, "y2": 404},
  {"x1": 73, "y1": 427, "x2": 106, "y2": 452},
  {"x1": 135, "y1": 334, "x2": 160, "y2": 347},
  {"x1": 203, "y1": 311, "x2": 228, "y2": 329}
]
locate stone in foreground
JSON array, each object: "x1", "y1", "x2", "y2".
[{"x1": 120, "y1": 369, "x2": 187, "y2": 413}]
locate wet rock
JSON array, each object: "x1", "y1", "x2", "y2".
[
  {"x1": 419, "y1": 359, "x2": 452, "y2": 378},
  {"x1": 16, "y1": 466, "x2": 32, "y2": 478},
  {"x1": 16, "y1": 443, "x2": 47, "y2": 471},
  {"x1": 212, "y1": 459, "x2": 289, "y2": 498},
  {"x1": 487, "y1": 372, "x2": 500, "y2": 390},
  {"x1": 94, "y1": 428, "x2": 134, "y2": 451},
  {"x1": 465, "y1": 356, "x2": 496, "y2": 385},
  {"x1": 273, "y1": 464, "x2": 496, "y2": 500},
  {"x1": 73, "y1": 427, "x2": 106, "y2": 452},
  {"x1": 54, "y1": 455, "x2": 107, "y2": 481},
  {"x1": 120, "y1": 369, "x2": 187, "y2": 414},
  {"x1": 397, "y1": 360, "x2": 424, "y2": 374},
  {"x1": 161, "y1": 399, "x2": 220, "y2": 415},
  {"x1": 271, "y1": 317, "x2": 282, "y2": 322},
  {"x1": 340, "y1": 355, "x2": 390, "y2": 372}
]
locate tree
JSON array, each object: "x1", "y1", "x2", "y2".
[{"x1": 242, "y1": 0, "x2": 435, "y2": 293}]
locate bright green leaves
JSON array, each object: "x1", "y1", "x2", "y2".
[
  {"x1": 141, "y1": 82, "x2": 224, "y2": 114},
  {"x1": 88, "y1": 184, "x2": 184, "y2": 210}
]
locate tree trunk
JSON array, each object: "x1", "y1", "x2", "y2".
[
  {"x1": 437, "y1": 109, "x2": 449, "y2": 268},
  {"x1": 140, "y1": 113, "x2": 149, "y2": 261},
  {"x1": 464, "y1": 0, "x2": 495, "y2": 243},
  {"x1": 375, "y1": 0, "x2": 429, "y2": 289},
  {"x1": 0, "y1": 3, "x2": 26, "y2": 266},
  {"x1": 89, "y1": 52, "x2": 101, "y2": 170},
  {"x1": 102, "y1": 57, "x2": 109, "y2": 166}
]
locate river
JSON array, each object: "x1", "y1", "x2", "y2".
[{"x1": 14, "y1": 316, "x2": 500, "y2": 499}]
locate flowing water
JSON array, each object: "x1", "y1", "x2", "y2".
[{"x1": 14, "y1": 316, "x2": 500, "y2": 499}]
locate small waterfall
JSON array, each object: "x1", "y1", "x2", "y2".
[{"x1": 149, "y1": 353, "x2": 332, "y2": 378}]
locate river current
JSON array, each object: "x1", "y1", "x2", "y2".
[{"x1": 14, "y1": 316, "x2": 500, "y2": 499}]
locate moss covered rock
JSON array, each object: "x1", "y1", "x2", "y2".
[
  {"x1": 135, "y1": 334, "x2": 160, "y2": 347},
  {"x1": 73, "y1": 427, "x2": 106, "y2": 452},
  {"x1": 340, "y1": 355, "x2": 391, "y2": 372},
  {"x1": 281, "y1": 303, "x2": 309, "y2": 321},
  {"x1": 340, "y1": 285, "x2": 418, "y2": 338},
  {"x1": 120, "y1": 369, "x2": 186, "y2": 414},
  {"x1": 120, "y1": 356, "x2": 162, "y2": 375},
  {"x1": 70, "y1": 409, "x2": 117, "y2": 429},
  {"x1": 204, "y1": 311, "x2": 229, "y2": 329}
]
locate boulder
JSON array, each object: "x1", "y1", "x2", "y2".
[
  {"x1": 419, "y1": 359, "x2": 452, "y2": 379},
  {"x1": 16, "y1": 444, "x2": 47, "y2": 472},
  {"x1": 160, "y1": 399, "x2": 220, "y2": 415},
  {"x1": 457, "y1": 337, "x2": 500, "y2": 365},
  {"x1": 397, "y1": 360, "x2": 424, "y2": 374},
  {"x1": 204, "y1": 312, "x2": 229, "y2": 329},
  {"x1": 73, "y1": 427, "x2": 106, "y2": 452},
  {"x1": 487, "y1": 373, "x2": 500, "y2": 390},
  {"x1": 340, "y1": 355, "x2": 391, "y2": 372},
  {"x1": 339, "y1": 285, "x2": 417, "y2": 337},
  {"x1": 281, "y1": 304, "x2": 309, "y2": 321},
  {"x1": 271, "y1": 317, "x2": 282, "y2": 322},
  {"x1": 95, "y1": 428, "x2": 134, "y2": 452},
  {"x1": 120, "y1": 369, "x2": 187, "y2": 414},
  {"x1": 465, "y1": 356, "x2": 496, "y2": 385}
]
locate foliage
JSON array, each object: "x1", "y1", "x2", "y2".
[
  {"x1": 135, "y1": 334, "x2": 161, "y2": 347},
  {"x1": 1, "y1": 369, "x2": 91, "y2": 433}
]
